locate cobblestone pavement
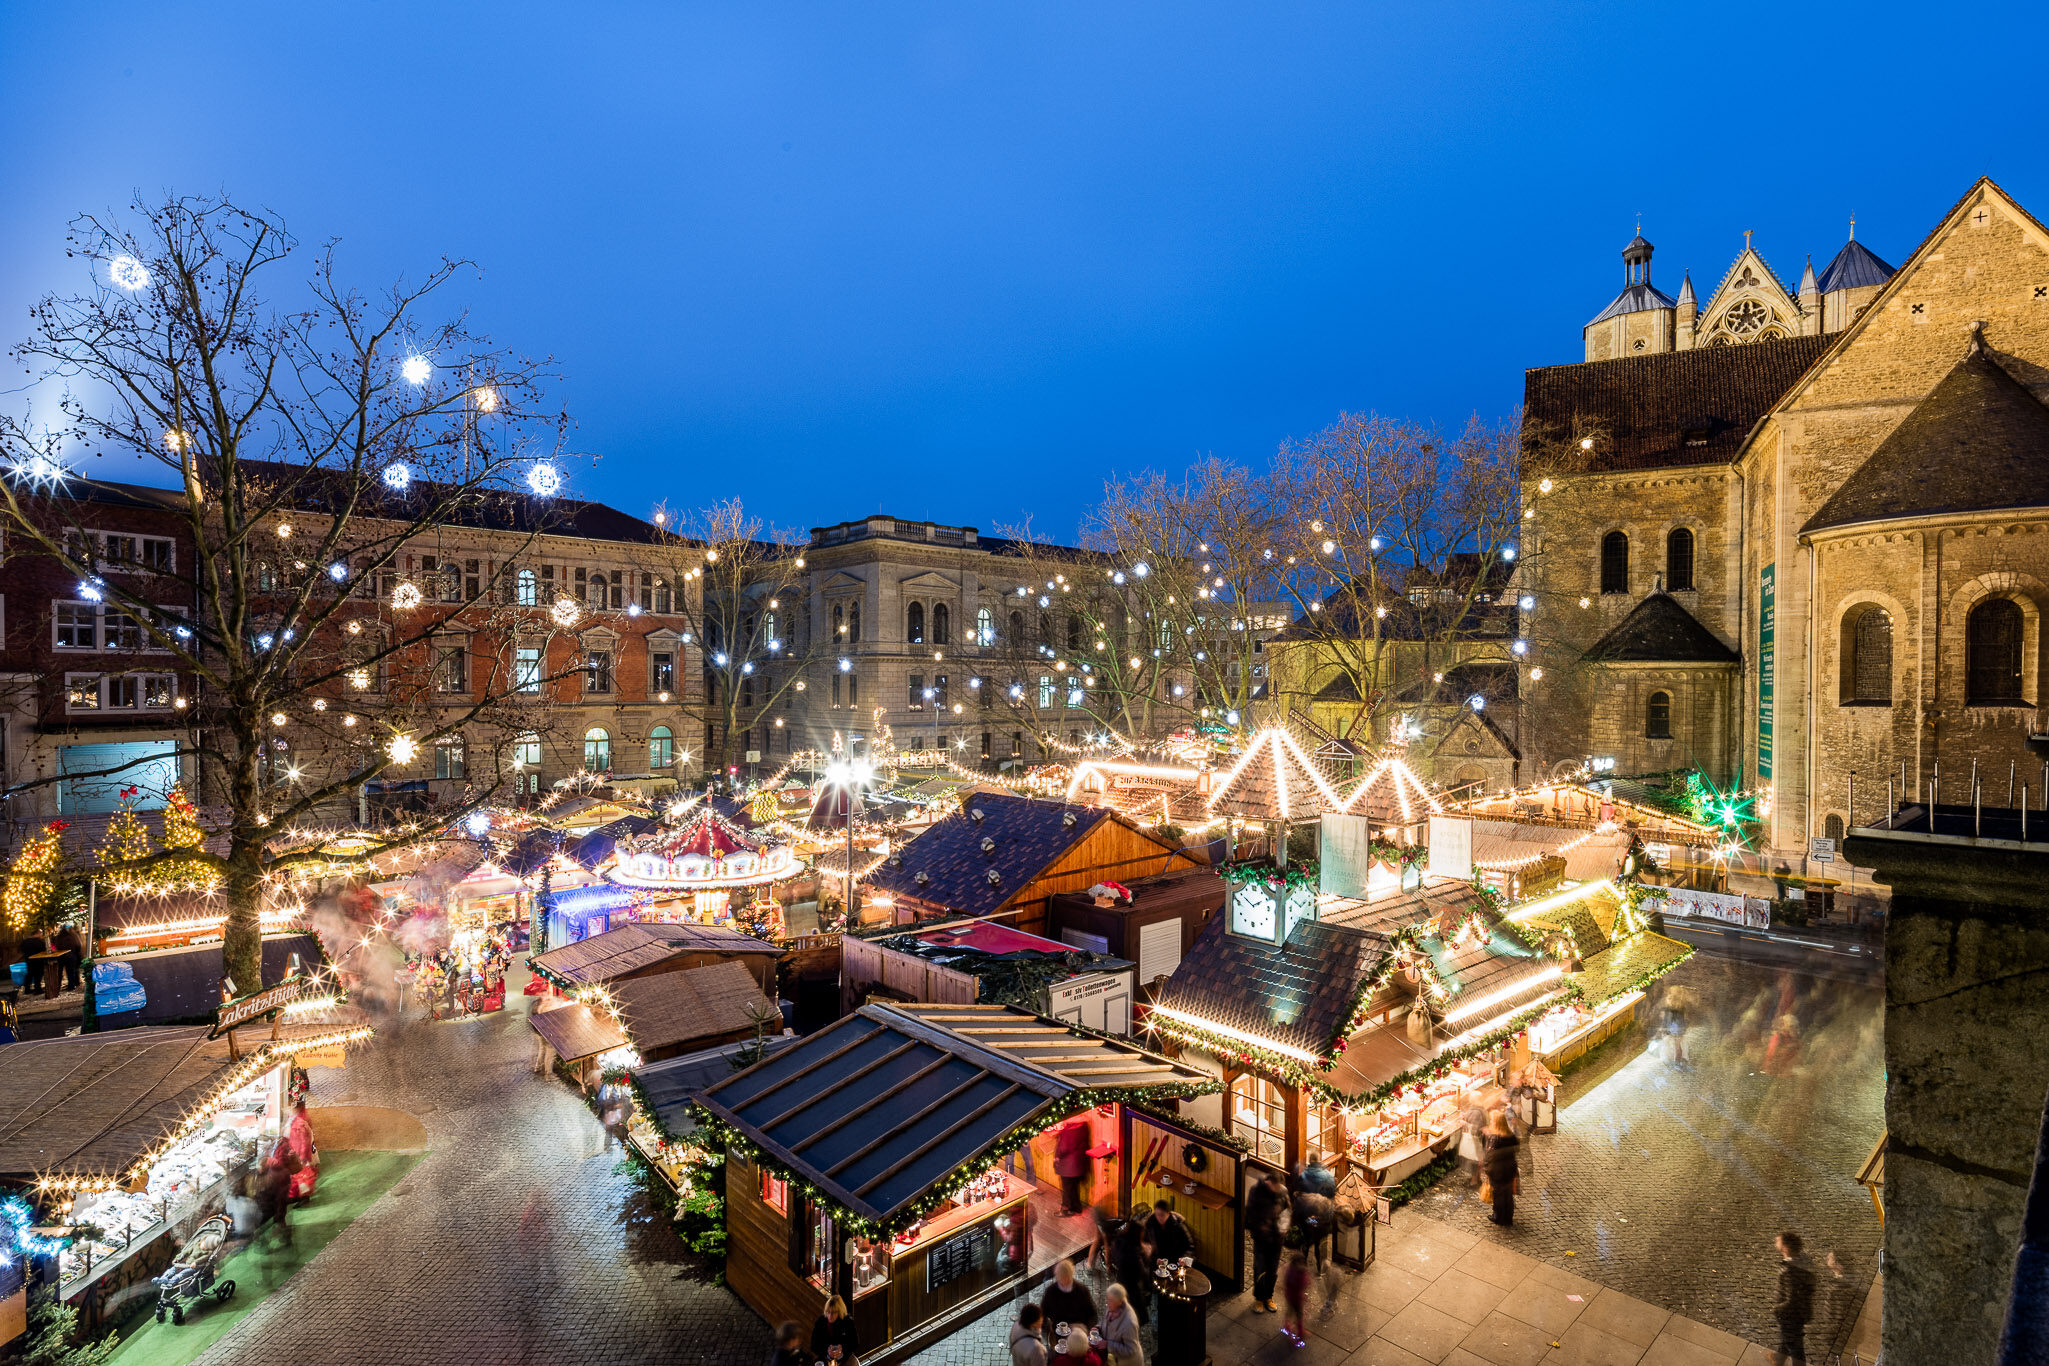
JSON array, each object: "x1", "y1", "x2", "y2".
[
  {"x1": 188, "y1": 964, "x2": 763, "y2": 1366},
  {"x1": 1410, "y1": 945, "x2": 1885, "y2": 1353}
]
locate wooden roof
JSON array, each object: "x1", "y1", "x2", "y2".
[
  {"x1": 612, "y1": 961, "x2": 779, "y2": 1054},
  {"x1": 885, "y1": 1003, "x2": 1214, "y2": 1090},
  {"x1": 1154, "y1": 914, "x2": 1390, "y2": 1061},
  {"x1": 528, "y1": 1001, "x2": 629, "y2": 1064},
  {"x1": 530, "y1": 921, "x2": 781, "y2": 987},
  {"x1": 697, "y1": 1003, "x2": 1212, "y2": 1226},
  {"x1": 1205, "y1": 728, "x2": 1349, "y2": 823}
]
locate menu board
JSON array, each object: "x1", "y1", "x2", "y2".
[{"x1": 924, "y1": 1226, "x2": 992, "y2": 1292}]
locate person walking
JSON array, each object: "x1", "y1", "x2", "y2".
[
  {"x1": 1010, "y1": 1305, "x2": 1049, "y2": 1366},
  {"x1": 1289, "y1": 1183, "x2": 1337, "y2": 1278},
  {"x1": 1770, "y1": 1231, "x2": 1816, "y2": 1365},
  {"x1": 1109, "y1": 1207, "x2": 1152, "y2": 1326},
  {"x1": 770, "y1": 1320, "x2": 814, "y2": 1366},
  {"x1": 17, "y1": 930, "x2": 46, "y2": 993},
  {"x1": 1054, "y1": 1117, "x2": 1092, "y2": 1215},
  {"x1": 1279, "y1": 1249, "x2": 1312, "y2": 1347},
  {"x1": 1244, "y1": 1169, "x2": 1288, "y2": 1313},
  {"x1": 1482, "y1": 1111, "x2": 1521, "y2": 1226},
  {"x1": 50, "y1": 923, "x2": 84, "y2": 992},
  {"x1": 1099, "y1": 1284, "x2": 1144, "y2": 1366},
  {"x1": 1040, "y1": 1258, "x2": 1096, "y2": 1334},
  {"x1": 810, "y1": 1294, "x2": 860, "y2": 1366}
]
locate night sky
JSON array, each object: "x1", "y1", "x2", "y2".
[{"x1": 4, "y1": 3, "x2": 2045, "y2": 540}]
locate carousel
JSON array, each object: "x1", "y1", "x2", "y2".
[{"x1": 602, "y1": 805, "x2": 802, "y2": 936}]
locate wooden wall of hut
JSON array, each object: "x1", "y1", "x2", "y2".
[
  {"x1": 1124, "y1": 1111, "x2": 1243, "y2": 1287},
  {"x1": 725, "y1": 1155, "x2": 827, "y2": 1333}
]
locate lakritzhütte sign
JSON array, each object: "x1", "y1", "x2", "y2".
[{"x1": 209, "y1": 978, "x2": 306, "y2": 1038}]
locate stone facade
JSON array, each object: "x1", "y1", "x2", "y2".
[{"x1": 1530, "y1": 178, "x2": 2049, "y2": 867}]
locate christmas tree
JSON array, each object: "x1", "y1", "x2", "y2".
[
  {"x1": 3, "y1": 822, "x2": 66, "y2": 930},
  {"x1": 95, "y1": 796, "x2": 153, "y2": 889},
  {"x1": 155, "y1": 786, "x2": 221, "y2": 891}
]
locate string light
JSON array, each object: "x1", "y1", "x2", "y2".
[
  {"x1": 402, "y1": 354, "x2": 432, "y2": 385},
  {"x1": 109, "y1": 255, "x2": 150, "y2": 290}
]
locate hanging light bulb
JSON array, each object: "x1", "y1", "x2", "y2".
[{"x1": 388, "y1": 735, "x2": 419, "y2": 763}]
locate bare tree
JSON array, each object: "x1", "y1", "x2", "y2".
[
  {"x1": 0, "y1": 195, "x2": 572, "y2": 987},
  {"x1": 650, "y1": 499, "x2": 820, "y2": 778}
]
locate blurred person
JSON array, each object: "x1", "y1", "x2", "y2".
[
  {"x1": 1457, "y1": 1095, "x2": 1487, "y2": 1187},
  {"x1": 260, "y1": 1138, "x2": 298, "y2": 1246},
  {"x1": 1010, "y1": 1305, "x2": 1048, "y2": 1366},
  {"x1": 280, "y1": 1098, "x2": 319, "y2": 1201},
  {"x1": 17, "y1": 929, "x2": 46, "y2": 992},
  {"x1": 1770, "y1": 1231, "x2": 1816, "y2": 1365},
  {"x1": 1099, "y1": 1284, "x2": 1143, "y2": 1366},
  {"x1": 1040, "y1": 1257, "x2": 1096, "y2": 1333},
  {"x1": 771, "y1": 1320, "x2": 814, "y2": 1366},
  {"x1": 1244, "y1": 1168, "x2": 1288, "y2": 1312},
  {"x1": 1054, "y1": 1116, "x2": 1092, "y2": 1215},
  {"x1": 1289, "y1": 1181, "x2": 1336, "y2": 1278},
  {"x1": 50, "y1": 922, "x2": 84, "y2": 991},
  {"x1": 1819, "y1": 1251, "x2": 1860, "y2": 1361},
  {"x1": 1483, "y1": 1111, "x2": 1520, "y2": 1226},
  {"x1": 1109, "y1": 1204, "x2": 1151, "y2": 1323},
  {"x1": 1280, "y1": 1249, "x2": 1312, "y2": 1346},
  {"x1": 810, "y1": 1293, "x2": 860, "y2": 1366}
]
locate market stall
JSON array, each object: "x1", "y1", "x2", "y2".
[
  {"x1": 1511, "y1": 880, "x2": 1694, "y2": 1070},
  {"x1": 697, "y1": 1001, "x2": 1218, "y2": 1361},
  {"x1": 528, "y1": 921, "x2": 782, "y2": 997},
  {"x1": 529, "y1": 960, "x2": 781, "y2": 1086}
]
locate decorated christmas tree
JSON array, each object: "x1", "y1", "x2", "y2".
[
  {"x1": 95, "y1": 795, "x2": 153, "y2": 888},
  {"x1": 154, "y1": 786, "x2": 221, "y2": 891},
  {"x1": 3, "y1": 821, "x2": 66, "y2": 930}
]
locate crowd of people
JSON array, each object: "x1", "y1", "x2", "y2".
[{"x1": 410, "y1": 937, "x2": 515, "y2": 1020}]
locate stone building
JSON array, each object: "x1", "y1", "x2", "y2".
[{"x1": 1526, "y1": 177, "x2": 2049, "y2": 870}]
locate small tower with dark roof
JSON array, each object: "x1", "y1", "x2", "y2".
[
  {"x1": 1673, "y1": 271, "x2": 1699, "y2": 351},
  {"x1": 1585, "y1": 231, "x2": 1678, "y2": 362},
  {"x1": 1816, "y1": 219, "x2": 1897, "y2": 333},
  {"x1": 1797, "y1": 256, "x2": 1822, "y2": 335}
]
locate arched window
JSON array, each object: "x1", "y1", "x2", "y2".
[
  {"x1": 583, "y1": 727, "x2": 611, "y2": 772},
  {"x1": 1968, "y1": 598, "x2": 2026, "y2": 703},
  {"x1": 907, "y1": 602, "x2": 924, "y2": 644},
  {"x1": 1067, "y1": 616, "x2": 1083, "y2": 651},
  {"x1": 847, "y1": 604, "x2": 861, "y2": 643},
  {"x1": 1007, "y1": 610, "x2": 1023, "y2": 643},
  {"x1": 1601, "y1": 532, "x2": 1630, "y2": 594},
  {"x1": 977, "y1": 607, "x2": 994, "y2": 646},
  {"x1": 1666, "y1": 528, "x2": 1695, "y2": 592},
  {"x1": 1645, "y1": 690, "x2": 1672, "y2": 739},
  {"x1": 648, "y1": 725, "x2": 674, "y2": 769},
  {"x1": 1845, "y1": 607, "x2": 1893, "y2": 703},
  {"x1": 933, "y1": 603, "x2": 950, "y2": 646},
  {"x1": 762, "y1": 611, "x2": 777, "y2": 646},
  {"x1": 1824, "y1": 814, "x2": 1845, "y2": 842},
  {"x1": 516, "y1": 568, "x2": 538, "y2": 606}
]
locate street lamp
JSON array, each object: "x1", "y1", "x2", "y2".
[{"x1": 825, "y1": 757, "x2": 874, "y2": 926}]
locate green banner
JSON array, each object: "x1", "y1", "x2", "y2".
[{"x1": 1758, "y1": 564, "x2": 1775, "y2": 781}]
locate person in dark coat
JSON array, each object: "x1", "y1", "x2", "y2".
[
  {"x1": 1771, "y1": 1231, "x2": 1816, "y2": 1365},
  {"x1": 810, "y1": 1294, "x2": 860, "y2": 1366},
  {"x1": 771, "y1": 1320, "x2": 814, "y2": 1366},
  {"x1": 1290, "y1": 1187, "x2": 1337, "y2": 1276},
  {"x1": 1482, "y1": 1112, "x2": 1521, "y2": 1226},
  {"x1": 50, "y1": 924, "x2": 84, "y2": 992},
  {"x1": 1039, "y1": 1258, "x2": 1096, "y2": 1332},
  {"x1": 1053, "y1": 1118, "x2": 1092, "y2": 1215},
  {"x1": 1243, "y1": 1169, "x2": 1288, "y2": 1312},
  {"x1": 1141, "y1": 1203, "x2": 1194, "y2": 1265},
  {"x1": 1109, "y1": 1203, "x2": 1152, "y2": 1322},
  {"x1": 17, "y1": 932, "x2": 46, "y2": 992}
]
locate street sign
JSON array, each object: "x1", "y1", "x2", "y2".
[
  {"x1": 745, "y1": 750, "x2": 761, "y2": 763},
  {"x1": 1809, "y1": 837, "x2": 1836, "y2": 863}
]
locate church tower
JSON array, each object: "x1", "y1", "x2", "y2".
[{"x1": 1584, "y1": 233, "x2": 1677, "y2": 361}]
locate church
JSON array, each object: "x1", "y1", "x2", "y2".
[{"x1": 1522, "y1": 177, "x2": 2049, "y2": 870}]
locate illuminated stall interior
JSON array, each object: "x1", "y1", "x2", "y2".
[{"x1": 698, "y1": 1002, "x2": 1221, "y2": 1358}]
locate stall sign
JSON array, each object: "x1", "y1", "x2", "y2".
[
  {"x1": 296, "y1": 1045, "x2": 348, "y2": 1069},
  {"x1": 925, "y1": 1226, "x2": 992, "y2": 1292},
  {"x1": 210, "y1": 978, "x2": 307, "y2": 1038}
]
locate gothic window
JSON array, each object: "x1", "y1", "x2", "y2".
[
  {"x1": 1844, "y1": 607, "x2": 1893, "y2": 704},
  {"x1": 1967, "y1": 598, "x2": 2026, "y2": 703},
  {"x1": 1646, "y1": 691, "x2": 1672, "y2": 740},
  {"x1": 977, "y1": 607, "x2": 994, "y2": 645},
  {"x1": 907, "y1": 602, "x2": 924, "y2": 644},
  {"x1": 1726, "y1": 300, "x2": 1769, "y2": 335},
  {"x1": 933, "y1": 603, "x2": 950, "y2": 646},
  {"x1": 1666, "y1": 528, "x2": 1695, "y2": 592},
  {"x1": 833, "y1": 603, "x2": 844, "y2": 638},
  {"x1": 848, "y1": 604, "x2": 861, "y2": 642},
  {"x1": 1600, "y1": 532, "x2": 1629, "y2": 594}
]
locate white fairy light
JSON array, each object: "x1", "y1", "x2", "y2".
[
  {"x1": 1469, "y1": 695, "x2": 1487, "y2": 711},
  {"x1": 1133, "y1": 563, "x2": 1150, "y2": 578},
  {"x1": 838, "y1": 657, "x2": 852, "y2": 672},
  {"x1": 77, "y1": 579, "x2": 103, "y2": 602},
  {"x1": 391, "y1": 582, "x2": 423, "y2": 610},
  {"x1": 527, "y1": 464, "x2": 561, "y2": 496},
  {"x1": 1502, "y1": 546, "x2": 1517, "y2": 561},
  {"x1": 1512, "y1": 640, "x2": 1528, "y2": 655},
  {"x1": 1369, "y1": 536, "x2": 1383, "y2": 551},
  {"x1": 551, "y1": 598, "x2": 581, "y2": 627},
  {"x1": 465, "y1": 812, "x2": 491, "y2": 836},
  {"x1": 109, "y1": 255, "x2": 150, "y2": 291},
  {"x1": 329, "y1": 562, "x2": 348, "y2": 582},
  {"x1": 1520, "y1": 595, "x2": 1535, "y2": 610},
  {"x1": 473, "y1": 385, "x2": 499, "y2": 413},
  {"x1": 402, "y1": 354, "x2": 432, "y2": 385},
  {"x1": 1321, "y1": 540, "x2": 1335, "y2": 555},
  {"x1": 388, "y1": 735, "x2": 419, "y2": 763},
  {"x1": 383, "y1": 462, "x2": 412, "y2": 490}
]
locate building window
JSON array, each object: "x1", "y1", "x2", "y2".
[
  {"x1": 649, "y1": 726, "x2": 674, "y2": 769},
  {"x1": 1824, "y1": 814, "x2": 1845, "y2": 842},
  {"x1": 1646, "y1": 690, "x2": 1672, "y2": 739},
  {"x1": 584, "y1": 650, "x2": 613, "y2": 694},
  {"x1": 977, "y1": 607, "x2": 994, "y2": 646},
  {"x1": 1666, "y1": 528, "x2": 1695, "y2": 592},
  {"x1": 65, "y1": 673, "x2": 176, "y2": 712},
  {"x1": 53, "y1": 602, "x2": 97, "y2": 650},
  {"x1": 933, "y1": 603, "x2": 950, "y2": 646},
  {"x1": 434, "y1": 737, "x2": 466, "y2": 780},
  {"x1": 833, "y1": 604, "x2": 845, "y2": 639},
  {"x1": 980, "y1": 731, "x2": 992, "y2": 757},
  {"x1": 760, "y1": 1169, "x2": 788, "y2": 1216},
  {"x1": 435, "y1": 643, "x2": 468, "y2": 693},
  {"x1": 515, "y1": 647, "x2": 542, "y2": 693},
  {"x1": 586, "y1": 570, "x2": 609, "y2": 612},
  {"x1": 908, "y1": 673, "x2": 924, "y2": 709},
  {"x1": 1845, "y1": 607, "x2": 1893, "y2": 703},
  {"x1": 847, "y1": 672, "x2": 858, "y2": 705},
  {"x1": 1067, "y1": 615, "x2": 1083, "y2": 651},
  {"x1": 515, "y1": 732, "x2": 542, "y2": 769},
  {"x1": 907, "y1": 602, "x2": 924, "y2": 645},
  {"x1": 1008, "y1": 610, "x2": 1024, "y2": 643},
  {"x1": 608, "y1": 571, "x2": 624, "y2": 610},
  {"x1": 831, "y1": 673, "x2": 841, "y2": 706},
  {"x1": 583, "y1": 727, "x2": 611, "y2": 772},
  {"x1": 848, "y1": 604, "x2": 861, "y2": 642},
  {"x1": 1011, "y1": 731, "x2": 1023, "y2": 758},
  {"x1": 651, "y1": 651, "x2": 675, "y2": 695},
  {"x1": 1967, "y1": 598, "x2": 2027, "y2": 703},
  {"x1": 516, "y1": 568, "x2": 538, "y2": 606},
  {"x1": 1038, "y1": 675, "x2": 1055, "y2": 710},
  {"x1": 934, "y1": 674, "x2": 948, "y2": 710},
  {"x1": 653, "y1": 577, "x2": 673, "y2": 613},
  {"x1": 1601, "y1": 532, "x2": 1629, "y2": 594}
]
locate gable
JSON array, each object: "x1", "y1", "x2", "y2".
[
  {"x1": 1697, "y1": 245, "x2": 1802, "y2": 345},
  {"x1": 822, "y1": 571, "x2": 866, "y2": 592},
  {"x1": 898, "y1": 570, "x2": 960, "y2": 593}
]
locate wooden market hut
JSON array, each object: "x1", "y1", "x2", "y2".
[
  {"x1": 529, "y1": 959, "x2": 782, "y2": 1085},
  {"x1": 861, "y1": 792, "x2": 1201, "y2": 938},
  {"x1": 1046, "y1": 865, "x2": 1225, "y2": 991},
  {"x1": 1510, "y1": 881, "x2": 1693, "y2": 1070},
  {"x1": 699, "y1": 1001, "x2": 1229, "y2": 1362},
  {"x1": 529, "y1": 921, "x2": 783, "y2": 996}
]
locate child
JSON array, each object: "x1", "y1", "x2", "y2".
[{"x1": 1280, "y1": 1249, "x2": 1312, "y2": 1346}]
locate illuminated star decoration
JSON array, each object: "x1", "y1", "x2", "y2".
[{"x1": 401, "y1": 354, "x2": 432, "y2": 385}]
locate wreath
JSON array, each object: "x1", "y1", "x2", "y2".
[{"x1": 1181, "y1": 1142, "x2": 1208, "y2": 1173}]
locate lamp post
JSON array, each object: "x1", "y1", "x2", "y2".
[{"x1": 826, "y1": 757, "x2": 873, "y2": 927}]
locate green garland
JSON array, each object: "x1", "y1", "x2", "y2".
[
  {"x1": 1369, "y1": 839, "x2": 1428, "y2": 870},
  {"x1": 1219, "y1": 859, "x2": 1320, "y2": 894},
  {"x1": 1384, "y1": 1150, "x2": 1459, "y2": 1208}
]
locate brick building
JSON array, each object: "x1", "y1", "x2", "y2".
[{"x1": 1524, "y1": 177, "x2": 2049, "y2": 875}]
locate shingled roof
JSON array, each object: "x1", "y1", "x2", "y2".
[
  {"x1": 529, "y1": 921, "x2": 781, "y2": 987},
  {"x1": 1154, "y1": 914, "x2": 1390, "y2": 1060},
  {"x1": 1525, "y1": 335, "x2": 1832, "y2": 472},
  {"x1": 1581, "y1": 593, "x2": 1740, "y2": 664},
  {"x1": 1814, "y1": 237, "x2": 1896, "y2": 293},
  {"x1": 865, "y1": 792, "x2": 1180, "y2": 918},
  {"x1": 1802, "y1": 333, "x2": 2049, "y2": 535}
]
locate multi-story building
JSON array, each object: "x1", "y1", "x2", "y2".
[{"x1": 1524, "y1": 176, "x2": 2049, "y2": 872}]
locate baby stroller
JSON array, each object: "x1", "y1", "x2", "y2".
[{"x1": 152, "y1": 1214, "x2": 236, "y2": 1324}]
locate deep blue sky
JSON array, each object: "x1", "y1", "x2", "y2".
[{"x1": 4, "y1": 3, "x2": 2046, "y2": 540}]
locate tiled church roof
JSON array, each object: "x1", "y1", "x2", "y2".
[
  {"x1": 1814, "y1": 237, "x2": 1896, "y2": 293},
  {"x1": 1525, "y1": 335, "x2": 1832, "y2": 472},
  {"x1": 1581, "y1": 593, "x2": 1740, "y2": 664},
  {"x1": 1802, "y1": 333, "x2": 2049, "y2": 535}
]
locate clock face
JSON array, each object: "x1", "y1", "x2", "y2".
[
  {"x1": 1283, "y1": 885, "x2": 1316, "y2": 941},
  {"x1": 1231, "y1": 884, "x2": 1277, "y2": 942}
]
